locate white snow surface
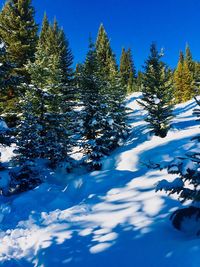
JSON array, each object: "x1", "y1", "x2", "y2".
[{"x1": 0, "y1": 93, "x2": 200, "y2": 266}]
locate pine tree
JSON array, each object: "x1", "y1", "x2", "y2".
[
  {"x1": 185, "y1": 44, "x2": 195, "y2": 76},
  {"x1": 15, "y1": 28, "x2": 75, "y2": 168},
  {"x1": 138, "y1": 43, "x2": 174, "y2": 138},
  {"x1": 15, "y1": 84, "x2": 72, "y2": 168},
  {"x1": 79, "y1": 39, "x2": 128, "y2": 170},
  {"x1": 0, "y1": 0, "x2": 38, "y2": 83},
  {"x1": 174, "y1": 54, "x2": 184, "y2": 103},
  {"x1": 39, "y1": 13, "x2": 49, "y2": 46},
  {"x1": 174, "y1": 49, "x2": 195, "y2": 103},
  {"x1": 96, "y1": 25, "x2": 128, "y2": 148},
  {"x1": 179, "y1": 50, "x2": 184, "y2": 64},
  {"x1": 137, "y1": 71, "x2": 144, "y2": 91},
  {"x1": 39, "y1": 15, "x2": 73, "y2": 83},
  {"x1": 0, "y1": 42, "x2": 17, "y2": 107},
  {"x1": 182, "y1": 60, "x2": 194, "y2": 102},
  {"x1": 119, "y1": 47, "x2": 137, "y2": 94},
  {"x1": 78, "y1": 41, "x2": 108, "y2": 170},
  {"x1": 96, "y1": 24, "x2": 117, "y2": 80},
  {"x1": 194, "y1": 62, "x2": 200, "y2": 95},
  {"x1": 0, "y1": 42, "x2": 19, "y2": 125}
]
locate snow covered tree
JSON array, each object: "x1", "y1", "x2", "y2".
[
  {"x1": 78, "y1": 41, "x2": 109, "y2": 170},
  {"x1": 78, "y1": 40, "x2": 128, "y2": 170},
  {"x1": 14, "y1": 27, "x2": 75, "y2": 169},
  {"x1": 15, "y1": 83, "x2": 72, "y2": 168},
  {"x1": 8, "y1": 94, "x2": 42, "y2": 195},
  {"x1": 95, "y1": 24, "x2": 128, "y2": 144},
  {"x1": 138, "y1": 43, "x2": 174, "y2": 138}
]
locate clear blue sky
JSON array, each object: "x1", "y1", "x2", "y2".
[{"x1": 1, "y1": 0, "x2": 200, "y2": 70}]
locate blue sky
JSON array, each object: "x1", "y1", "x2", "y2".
[{"x1": 1, "y1": 0, "x2": 200, "y2": 70}]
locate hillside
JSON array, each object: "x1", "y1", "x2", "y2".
[{"x1": 0, "y1": 92, "x2": 199, "y2": 267}]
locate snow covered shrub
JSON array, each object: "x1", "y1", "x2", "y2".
[
  {"x1": 155, "y1": 97, "x2": 200, "y2": 233},
  {"x1": 5, "y1": 162, "x2": 42, "y2": 196},
  {"x1": 156, "y1": 154, "x2": 200, "y2": 202}
]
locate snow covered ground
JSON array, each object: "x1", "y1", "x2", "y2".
[{"x1": 0, "y1": 92, "x2": 200, "y2": 267}]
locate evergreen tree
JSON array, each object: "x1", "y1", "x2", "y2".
[
  {"x1": 0, "y1": 42, "x2": 19, "y2": 125},
  {"x1": 39, "y1": 13, "x2": 49, "y2": 46},
  {"x1": 0, "y1": 42, "x2": 17, "y2": 108},
  {"x1": 96, "y1": 23, "x2": 117, "y2": 80},
  {"x1": 179, "y1": 50, "x2": 184, "y2": 64},
  {"x1": 138, "y1": 43, "x2": 174, "y2": 138},
  {"x1": 15, "y1": 84, "x2": 72, "y2": 168},
  {"x1": 119, "y1": 47, "x2": 137, "y2": 94},
  {"x1": 194, "y1": 62, "x2": 200, "y2": 95},
  {"x1": 78, "y1": 41, "x2": 108, "y2": 169},
  {"x1": 96, "y1": 25, "x2": 128, "y2": 147},
  {"x1": 15, "y1": 29, "x2": 75, "y2": 168},
  {"x1": 137, "y1": 71, "x2": 144, "y2": 91},
  {"x1": 79, "y1": 39, "x2": 128, "y2": 170},
  {"x1": 174, "y1": 49, "x2": 195, "y2": 103},
  {"x1": 0, "y1": 0, "x2": 38, "y2": 83},
  {"x1": 39, "y1": 16, "x2": 73, "y2": 83},
  {"x1": 174, "y1": 55, "x2": 184, "y2": 103},
  {"x1": 185, "y1": 44, "x2": 195, "y2": 76},
  {"x1": 182, "y1": 60, "x2": 194, "y2": 101}
]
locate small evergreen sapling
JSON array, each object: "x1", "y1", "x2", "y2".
[{"x1": 155, "y1": 98, "x2": 200, "y2": 233}]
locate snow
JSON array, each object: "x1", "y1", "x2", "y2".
[
  {"x1": 0, "y1": 93, "x2": 200, "y2": 266},
  {"x1": 0, "y1": 119, "x2": 8, "y2": 132}
]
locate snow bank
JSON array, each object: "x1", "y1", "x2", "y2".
[{"x1": 0, "y1": 93, "x2": 200, "y2": 266}]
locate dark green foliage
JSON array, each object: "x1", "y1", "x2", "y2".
[
  {"x1": 78, "y1": 41, "x2": 108, "y2": 169},
  {"x1": 5, "y1": 162, "x2": 42, "y2": 195},
  {"x1": 14, "y1": 24, "x2": 75, "y2": 168},
  {"x1": 193, "y1": 62, "x2": 200, "y2": 95},
  {"x1": 0, "y1": 0, "x2": 38, "y2": 83},
  {"x1": 96, "y1": 24, "x2": 117, "y2": 80},
  {"x1": 137, "y1": 71, "x2": 144, "y2": 90},
  {"x1": 120, "y1": 47, "x2": 137, "y2": 93},
  {"x1": 174, "y1": 47, "x2": 196, "y2": 103},
  {"x1": 15, "y1": 84, "x2": 72, "y2": 168},
  {"x1": 39, "y1": 15, "x2": 73, "y2": 83},
  {"x1": 185, "y1": 44, "x2": 195, "y2": 75},
  {"x1": 0, "y1": 42, "x2": 19, "y2": 125},
  {"x1": 138, "y1": 43, "x2": 174, "y2": 138},
  {"x1": 78, "y1": 37, "x2": 128, "y2": 170}
]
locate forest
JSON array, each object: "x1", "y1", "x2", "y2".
[{"x1": 0, "y1": 0, "x2": 200, "y2": 266}]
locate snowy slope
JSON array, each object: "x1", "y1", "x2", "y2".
[{"x1": 0, "y1": 93, "x2": 200, "y2": 267}]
